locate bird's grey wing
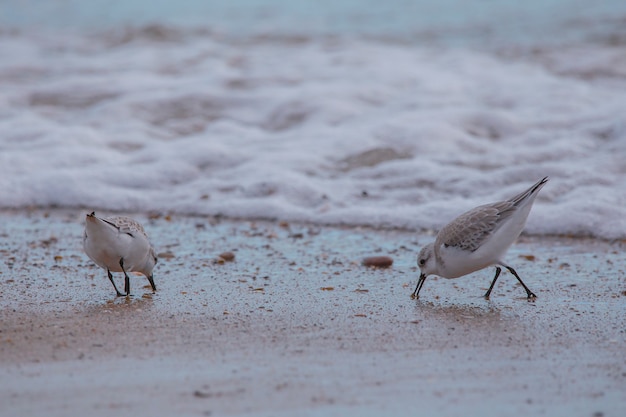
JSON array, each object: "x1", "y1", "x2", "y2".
[
  {"x1": 105, "y1": 216, "x2": 148, "y2": 238},
  {"x1": 435, "y1": 201, "x2": 515, "y2": 252}
]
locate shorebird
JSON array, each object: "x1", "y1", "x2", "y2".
[
  {"x1": 83, "y1": 212, "x2": 157, "y2": 297},
  {"x1": 412, "y1": 177, "x2": 548, "y2": 300}
]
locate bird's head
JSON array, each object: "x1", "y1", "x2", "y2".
[
  {"x1": 417, "y1": 243, "x2": 436, "y2": 277},
  {"x1": 411, "y1": 243, "x2": 437, "y2": 299},
  {"x1": 138, "y1": 247, "x2": 158, "y2": 292}
]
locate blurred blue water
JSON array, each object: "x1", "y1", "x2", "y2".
[{"x1": 2, "y1": 0, "x2": 626, "y2": 45}]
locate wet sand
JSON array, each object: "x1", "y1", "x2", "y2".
[{"x1": 1, "y1": 209, "x2": 625, "y2": 416}]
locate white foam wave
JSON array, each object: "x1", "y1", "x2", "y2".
[{"x1": 1, "y1": 29, "x2": 625, "y2": 238}]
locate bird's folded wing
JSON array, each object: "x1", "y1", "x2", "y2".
[
  {"x1": 435, "y1": 201, "x2": 515, "y2": 252},
  {"x1": 106, "y1": 216, "x2": 148, "y2": 238}
]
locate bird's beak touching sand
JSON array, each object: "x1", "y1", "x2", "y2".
[{"x1": 411, "y1": 273, "x2": 427, "y2": 299}]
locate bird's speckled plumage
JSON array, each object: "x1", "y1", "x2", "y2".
[{"x1": 103, "y1": 216, "x2": 150, "y2": 239}]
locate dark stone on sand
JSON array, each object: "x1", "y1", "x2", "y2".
[
  {"x1": 218, "y1": 251, "x2": 235, "y2": 262},
  {"x1": 362, "y1": 256, "x2": 393, "y2": 268}
]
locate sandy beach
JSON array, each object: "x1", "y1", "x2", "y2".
[
  {"x1": 0, "y1": 209, "x2": 624, "y2": 416},
  {"x1": 2, "y1": 1, "x2": 626, "y2": 415}
]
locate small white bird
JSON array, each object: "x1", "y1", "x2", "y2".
[
  {"x1": 412, "y1": 177, "x2": 548, "y2": 300},
  {"x1": 83, "y1": 212, "x2": 157, "y2": 297}
]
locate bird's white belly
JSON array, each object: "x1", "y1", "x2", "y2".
[
  {"x1": 84, "y1": 241, "x2": 123, "y2": 271},
  {"x1": 438, "y1": 246, "x2": 500, "y2": 279},
  {"x1": 84, "y1": 232, "x2": 147, "y2": 272}
]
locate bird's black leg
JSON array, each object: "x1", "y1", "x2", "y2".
[
  {"x1": 146, "y1": 275, "x2": 157, "y2": 292},
  {"x1": 107, "y1": 269, "x2": 125, "y2": 297},
  {"x1": 505, "y1": 266, "x2": 537, "y2": 299},
  {"x1": 484, "y1": 266, "x2": 502, "y2": 299},
  {"x1": 119, "y1": 258, "x2": 130, "y2": 296}
]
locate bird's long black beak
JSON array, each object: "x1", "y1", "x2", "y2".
[
  {"x1": 411, "y1": 273, "x2": 427, "y2": 299},
  {"x1": 147, "y1": 275, "x2": 157, "y2": 292}
]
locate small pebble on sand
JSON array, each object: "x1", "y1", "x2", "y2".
[
  {"x1": 362, "y1": 256, "x2": 393, "y2": 268},
  {"x1": 218, "y1": 251, "x2": 235, "y2": 262}
]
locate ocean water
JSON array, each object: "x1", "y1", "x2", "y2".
[{"x1": 1, "y1": 1, "x2": 626, "y2": 238}]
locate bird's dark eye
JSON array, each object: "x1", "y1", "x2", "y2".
[{"x1": 419, "y1": 259, "x2": 425, "y2": 266}]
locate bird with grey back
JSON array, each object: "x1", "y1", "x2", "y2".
[{"x1": 413, "y1": 177, "x2": 548, "y2": 300}]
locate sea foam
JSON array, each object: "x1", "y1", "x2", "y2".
[{"x1": 1, "y1": 28, "x2": 625, "y2": 239}]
